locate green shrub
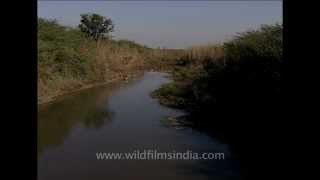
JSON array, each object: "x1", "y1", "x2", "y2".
[
  {"x1": 38, "y1": 18, "x2": 95, "y2": 78},
  {"x1": 154, "y1": 24, "x2": 283, "y2": 118}
]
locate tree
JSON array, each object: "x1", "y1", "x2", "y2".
[{"x1": 78, "y1": 13, "x2": 114, "y2": 40}]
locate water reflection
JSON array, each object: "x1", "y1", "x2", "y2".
[
  {"x1": 38, "y1": 72, "x2": 240, "y2": 180},
  {"x1": 161, "y1": 118, "x2": 241, "y2": 180},
  {"x1": 38, "y1": 83, "x2": 120, "y2": 155}
]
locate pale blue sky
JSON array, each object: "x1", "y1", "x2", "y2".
[{"x1": 38, "y1": 1, "x2": 282, "y2": 48}]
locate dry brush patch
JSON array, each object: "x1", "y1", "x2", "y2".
[{"x1": 37, "y1": 19, "x2": 156, "y2": 104}]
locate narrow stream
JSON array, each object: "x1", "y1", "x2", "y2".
[{"x1": 38, "y1": 72, "x2": 240, "y2": 180}]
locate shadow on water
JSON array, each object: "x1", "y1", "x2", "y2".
[
  {"x1": 163, "y1": 107, "x2": 281, "y2": 180},
  {"x1": 161, "y1": 116, "x2": 241, "y2": 180},
  {"x1": 37, "y1": 82, "x2": 123, "y2": 155},
  {"x1": 38, "y1": 72, "x2": 241, "y2": 180}
]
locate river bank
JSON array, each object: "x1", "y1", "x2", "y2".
[
  {"x1": 151, "y1": 24, "x2": 283, "y2": 180},
  {"x1": 38, "y1": 67, "x2": 174, "y2": 105},
  {"x1": 38, "y1": 72, "x2": 240, "y2": 180},
  {"x1": 38, "y1": 70, "x2": 145, "y2": 105},
  {"x1": 38, "y1": 18, "x2": 181, "y2": 105}
]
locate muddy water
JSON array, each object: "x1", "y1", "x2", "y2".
[{"x1": 38, "y1": 72, "x2": 240, "y2": 180}]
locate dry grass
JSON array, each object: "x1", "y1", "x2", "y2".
[
  {"x1": 187, "y1": 44, "x2": 223, "y2": 60},
  {"x1": 38, "y1": 42, "x2": 149, "y2": 104},
  {"x1": 37, "y1": 18, "x2": 227, "y2": 104},
  {"x1": 96, "y1": 40, "x2": 145, "y2": 72},
  {"x1": 38, "y1": 18, "x2": 161, "y2": 103},
  {"x1": 38, "y1": 36, "x2": 225, "y2": 104}
]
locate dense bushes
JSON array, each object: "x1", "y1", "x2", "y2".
[
  {"x1": 152, "y1": 24, "x2": 283, "y2": 180},
  {"x1": 38, "y1": 18, "x2": 97, "y2": 100},
  {"x1": 153, "y1": 24, "x2": 283, "y2": 120},
  {"x1": 38, "y1": 18, "x2": 161, "y2": 103},
  {"x1": 38, "y1": 16, "x2": 283, "y2": 112},
  {"x1": 198, "y1": 24, "x2": 281, "y2": 112}
]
